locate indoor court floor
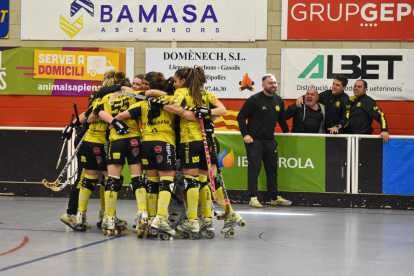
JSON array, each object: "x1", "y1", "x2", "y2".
[{"x1": 1, "y1": 197, "x2": 414, "y2": 276}]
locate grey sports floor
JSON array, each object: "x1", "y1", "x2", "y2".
[{"x1": 1, "y1": 197, "x2": 414, "y2": 276}]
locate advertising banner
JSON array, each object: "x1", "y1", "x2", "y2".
[
  {"x1": 21, "y1": 0, "x2": 265, "y2": 41},
  {"x1": 146, "y1": 48, "x2": 267, "y2": 99},
  {"x1": 216, "y1": 134, "x2": 326, "y2": 192},
  {"x1": 282, "y1": 0, "x2": 414, "y2": 40},
  {"x1": 0, "y1": 0, "x2": 8, "y2": 38},
  {"x1": 281, "y1": 48, "x2": 412, "y2": 101},
  {"x1": 0, "y1": 47, "x2": 133, "y2": 96}
]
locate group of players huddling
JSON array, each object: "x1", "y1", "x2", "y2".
[{"x1": 59, "y1": 67, "x2": 244, "y2": 239}]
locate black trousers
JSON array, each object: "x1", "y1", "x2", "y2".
[{"x1": 245, "y1": 138, "x2": 279, "y2": 200}]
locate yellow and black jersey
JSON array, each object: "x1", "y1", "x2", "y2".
[
  {"x1": 85, "y1": 98, "x2": 109, "y2": 144},
  {"x1": 128, "y1": 95, "x2": 176, "y2": 145},
  {"x1": 94, "y1": 93, "x2": 141, "y2": 141},
  {"x1": 173, "y1": 88, "x2": 221, "y2": 143}
]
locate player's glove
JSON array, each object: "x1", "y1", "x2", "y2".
[
  {"x1": 195, "y1": 106, "x2": 211, "y2": 118},
  {"x1": 61, "y1": 124, "x2": 73, "y2": 140},
  {"x1": 111, "y1": 119, "x2": 129, "y2": 134}
]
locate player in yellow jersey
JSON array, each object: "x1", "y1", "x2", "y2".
[
  {"x1": 66, "y1": 71, "x2": 128, "y2": 231},
  {"x1": 159, "y1": 68, "x2": 226, "y2": 237},
  {"x1": 89, "y1": 83, "x2": 143, "y2": 236}
]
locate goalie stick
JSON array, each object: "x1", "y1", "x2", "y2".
[{"x1": 42, "y1": 131, "x2": 87, "y2": 190}]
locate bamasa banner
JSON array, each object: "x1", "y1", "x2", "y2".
[
  {"x1": 281, "y1": 48, "x2": 413, "y2": 101},
  {"x1": 21, "y1": 0, "x2": 265, "y2": 41},
  {"x1": 282, "y1": 0, "x2": 414, "y2": 40}
]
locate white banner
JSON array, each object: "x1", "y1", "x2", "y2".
[
  {"x1": 21, "y1": 0, "x2": 266, "y2": 41},
  {"x1": 146, "y1": 48, "x2": 266, "y2": 99},
  {"x1": 281, "y1": 48, "x2": 412, "y2": 101}
]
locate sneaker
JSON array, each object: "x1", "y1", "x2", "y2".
[
  {"x1": 271, "y1": 196, "x2": 292, "y2": 206},
  {"x1": 177, "y1": 219, "x2": 199, "y2": 233},
  {"x1": 152, "y1": 215, "x2": 176, "y2": 235},
  {"x1": 200, "y1": 217, "x2": 214, "y2": 231},
  {"x1": 60, "y1": 213, "x2": 77, "y2": 230},
  {"x1": 221, "y1": 212, "x2": 242, "y2": 234},
  {"x1": 249, "y1": 197, "x2": 262, "y2": 208}
]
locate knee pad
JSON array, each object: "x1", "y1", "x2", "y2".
[
  {"x1": 200, "y1": 180, "x2": 209, "y2": 190},
  {"x1": 105, "y1": 177, "x2": 123, "y2": 192},
  {"x1": 130, "y1": 176, "x2": 144, "y2": 194},
  {"x1": 184, "y1": 177, "x2": 199, "y2": 193},
  {"x1": 159, "y1": 179, "x2": 175, "y2": 193},
  {"x1": 146, "y1": 180, "x2": 159, "y2": 194},
  {"x1": 81, "y1": 177, "x2": 97, "y2": 191}
]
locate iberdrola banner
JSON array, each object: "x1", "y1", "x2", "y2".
[{"x1": 0, "y1": 47, "x2": 134, "y2": 96}]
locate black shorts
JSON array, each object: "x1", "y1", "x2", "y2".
[
  {"x1": 179, "y1": 141, "x2": 208, "y2": 170},
  {"x1": 141, "y1": 141, "x2": 176, "y2": 171},
  {"x1": 107, "y1": 137, "x2": 142, "y2": 166},
  {"x1": 80, "y1": 141, "x2": 108, "y2": 171}
]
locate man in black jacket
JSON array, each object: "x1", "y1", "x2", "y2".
[
  {"x1": 286, "y1": 88, "x2": 325, "y2": 133},
  {"x1": 296, "y1": 75, "x2": 349, "y2": 134},
  {"x1": 347, "y1": 79, "x2": 390, "y2": 143},
  {"x1": 237, "y1": 74, "x2": 291, "y2": 208}
]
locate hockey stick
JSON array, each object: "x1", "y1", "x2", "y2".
[
  {"x1": 56, "y1": 114, "x2": 75, "y2": 169},
  {"x1": 51, "y1": 169, "x2": 78, "y2": 192},
  {"x1": 199, "y1": 118, "x2": 229, "y2": 206},
  {"x1": 42, "y1": 131, "x2": 87, "y2": 190},
  {"x1": 73, "y1": 102, "x2": 80, "y2": 122}
]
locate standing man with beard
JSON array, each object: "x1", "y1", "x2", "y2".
[
  {"x1": 296, "y1": 75, "x2": 349, "y2": 134},
  {"x1": 237, "y1": 74, "x2": 291, "y2": 208}
]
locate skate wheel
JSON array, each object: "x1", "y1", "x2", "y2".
[
  {"x1": 206, "y1": 231, "x2": 215, "y2": 239},
  {"x1": 137, "y1": 229, "x2": 141, "y2": 236},
  {"x1": 102, "y1": 229, "x2": 107, "y2": 235},
  {"x1": 141, "y1": 219, "x2": 145, "y2": 226},
  {"x1": 123, "y1": 227, "x2": 127, "y2": 231},
  {"x1": 80, "y1": 225, "x2": 86, "y2": 232},
  {"x1": 150, "y1": 228, "x2": 157, "y2": 236},
  {"x1": 190, "y1": 233, "x2": 198, "y2": 240},
  {"x1": 160, "y1": 233, "x2": 169, "y2": 240},
  {"x1": 148, "y1": 220, "x2": 151, "y2": 227},
  {"x1": 179, "y1": 232, "x2": 186, "y2": 239},
  {"x1": 229, "y1": 229, "x2": 235, "y2": 237},
  {"x1": 114, "y1": 230, "x2": 119, "y2": 236},
  {"x1": 239, "y1": 221, "x2": 246, "y2": 227},
  {"x1": 144, "y1": 230, "x2": 149, "y2": 237},
  {"x1": 97, "y1": 222, "x2": 102, "y2": 228},
  {"x1": 107, "y1": 230, "x2": 111, "y2": 236}
]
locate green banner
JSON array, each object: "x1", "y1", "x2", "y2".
[{"x1": 216, "y1": 134, "x2": 325, "y2": 192}]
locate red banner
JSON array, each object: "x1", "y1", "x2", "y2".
[{"x1": 282, "y1": 0, "x2": 414, "y2": 40}]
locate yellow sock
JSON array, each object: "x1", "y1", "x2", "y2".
[
  {"x1": 187, "y1": 187, "x2": 199, "y2": 220},
  {"x1": 199, "y1": 175, "x2": 212, "y2": 218},
  {"x1": 135, "y1": 188, "x2": 147, "y2": 212},
  {"x1": 100, "y1": 177, "x2": 107, "y2": 210},
  {"x1": 78, "y1": 174, "x2": 98, "y2": 212},
  {"x1": 105, "y1": 176, "x2": 120, "y2": 216},
  {"x1": 216, "y1": 187, "x2": 233, "y2": 213},
  {"x1": 147, "y1": 176, "x2": 159, "y2": 217},
  {"x1": 157, "y1": 176, "x2": 174, "y2": 217}
]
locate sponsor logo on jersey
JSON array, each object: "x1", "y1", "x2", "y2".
[
  {"x1": 113, "y1": 152, "x2": 121, "y2": 159},
  {"x1": 275, "y1": 105, "x2": 280, "y2": 111},
  {"x1": 262, "y1": 106, "x2": 267, "y2": 109},
  {"x1": 142, "y1": 159, "x2": 149, "y2": 165},
  {"x1": 357, "y1": 102, "x2": 362, "y2": 107},
  {"x1": 93, "y1": 147, "x2": 100, "y2": 154},
  {"x1": 335, "y1": 101, "x2": 340, "y2": 108},
  {"x1": 192, "y1": 156, "x2": 200, "y2": 163},
  {"x1": 96, "y1": 156, "x2": 102, "y2": 164},
  {"x1": 157, "y1": 155, "x2": 163, "y2": 163},
  {"x1": 130, "y1": 139, "x2": 138, "y2": 147},
  {"x1": 81, "y1": 156, "x2": 86, "y2": 162},
  {"x1": 132, "y1": 148, "x2": 139, "y2": 157},
  {"x1": 155, "y1": 145, "x2": 162, "y2": 153}
]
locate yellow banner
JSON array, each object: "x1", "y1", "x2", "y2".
[{"x1": 34, "y1": 50, "x2": 120, "y2": 81}]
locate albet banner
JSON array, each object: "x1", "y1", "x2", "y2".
[
  {"x1": 146, "y1": 48, "x2": 266, "y2": 99},
  {"x1": 0, "y1": 47, "x2": 133, "y2": 96},
  {"x1": 281, "y1": 48, "x2": 413, "y2": 101},
  {"x1": 21, "y1": 0, "x2": 266, "y2": 41},
  {"x1": 281, "y1": 0, "x2": 414, "y2": 40}
]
